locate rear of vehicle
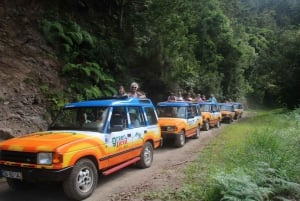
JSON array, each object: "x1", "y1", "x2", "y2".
[
  {"x1": 198, "y1": 102, "x2": 221, "y2": 130},
  {"x1": 156, "y1": 101, "x2": 202, "y2": 147},
  {"x1": 219, "y1": 103, "x2": 235, "y2": 123},
  {"x1": 232, "y1": 102, "x2": 244, "y2": 119},
  {"x1": 0, "y1": 97, "x2": 161, "y2": 201}
]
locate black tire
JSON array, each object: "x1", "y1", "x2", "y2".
[
  {"x1": 193, "y1": 125, "x2": 201, "y2": 139},
  {"x1": 63, "y1": 158, "x2": 98, "y2": 201},
  {"x1": 6, "y1": 178, "x2": 32, "y2": 190},
  {"x1": 174, "y1": 130, "x2": 185, "y2": 147},
  {"x1": 202, "y1": 121, "x2": 209, "y2": 131},
  {"x1": 136, "y1": 141, "x2": 154, "y2": 168}
]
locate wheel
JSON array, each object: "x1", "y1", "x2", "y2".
[
  {"x1": 174, "y1": 130, "x2": 185, "y2": 147},
  {"x1": 6, "y1": 178, "x2": 32, "y2": 190},
  {"x1": 215, "y1": 120, "x2": 221, "y2": 128},
  {"x1": 136, "y1": 141, "x2": 154, "y2": 168},
  {"x1": 193, "y1": 125, "x2": 201, "y2": 139},
  {"x1": 63, "y1": 158, "x2": 98, "y2": 201},
  {"x1": 202, "y1": 121, "x2": 209, "y2": 131}
]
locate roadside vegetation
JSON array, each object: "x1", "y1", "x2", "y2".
[
  {"x1": 36, "y1": 0, "x2": 300, "y2": 110},
  {"x1": 144, "y1": 109, "x2": 300, "y2": 201}
]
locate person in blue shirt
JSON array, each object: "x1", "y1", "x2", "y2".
[{"x1": 208, "y1": 94, "x2": 217, "y2": 102}]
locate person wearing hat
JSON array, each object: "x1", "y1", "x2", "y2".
[{"x1": 127, "y1": 82, "x2": 146, "y2": 98}]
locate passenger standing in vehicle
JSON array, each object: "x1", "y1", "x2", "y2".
[
  {"x1": 185, "y1": 92, "x2": 193, "y2": 101},
  {"x1": 208, "y1": 94, "x2": 217, "y2": 103},
  {"x1": 176, "y1": 91, "x2": 184, "y2": 101},
  {"x1": 167, "y1": 92, "x2": 177, "y2": 101},
  {"x1": 127, "y1": 82, "x2": 146, "y2": 98},
  {"x1": 195, "y1": 94, "x2": 203, "y2": 102},
  {"x1": 114, "y1": 85, "x2": 127, "y2": 97}
]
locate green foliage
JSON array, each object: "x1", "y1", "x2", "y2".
[
  {"x1": 42, "y1": 18, "x2": 116, "y2": 102},
  {"x1": 62, "y1": 62, "x2": 115, "y2": 100},
  {"x1": 215, "y1": 168, "x2": 271, "y2": 201},
  {"x1": 42, "y1": 19, "x2": 96, "y2": 52},
  {"x1": 40, "y1": 0, "x2": 300, "y2": 107},
  {"x1": 214, "y1": 163, "x2": 300, "y2": 201}
]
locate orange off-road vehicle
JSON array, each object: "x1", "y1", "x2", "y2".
[
  {"x1": 156, "y1": 101, "x2": 203, "y2": 147},
  {"x1": 218, "y1": 103, "x2": 236, "y2": 123},
  {"x1": 232, "y1": 102, "x2": 244, "y2": 119},
  {"x1": 197, "y1": 102, "x2": 221, "y2": 131},
  {"x1": 0, "y1": 97, "x2": 162, "y2": 201}
]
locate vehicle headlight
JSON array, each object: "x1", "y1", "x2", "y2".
[
  {"x1": 166, "y1": 126, "x2": 177, "y2": 132},
  {"x1": 37, "y1": 152, "x2": 52, "y2": 165}
]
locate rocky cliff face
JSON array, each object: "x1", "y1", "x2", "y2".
[{"x1": 0, "y1": 1, "x2": 64, "y2": 139}]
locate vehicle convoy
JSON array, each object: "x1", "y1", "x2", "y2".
[
  {"x1": 156, "y1": 101, "x2": 203, "y2": 147},
  {"x1": 232, "y1": 102, "x2": 244, "y2": 119},
  {"x1": 218, "y1": 103, "x2": 236, "y2": 123},
  {"x1": 197, "y1": 102, "x2": 222, "y2": 131},
  {"x1": 0, "y1": 97, "x2": 162, "y2": 201}
]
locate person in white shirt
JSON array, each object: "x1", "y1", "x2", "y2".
[{"x1": 127, "y1": 82, "x2": 146, "y2": 98}]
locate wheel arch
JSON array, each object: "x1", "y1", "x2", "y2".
[{"x1": 72, "y1": 155, "x2": 99, "y2": 170}]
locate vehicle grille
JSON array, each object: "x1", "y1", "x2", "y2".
[
  {"x1": 0, "y1": 150, "x2": 37, "y2": 164},
  {"x1": 160, "y1": 127, "x2": 168, "y2": 131}
]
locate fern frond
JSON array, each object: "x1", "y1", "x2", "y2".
[
  {"x1": 67, "y1": 31, "x2": 83, "y2": 45},
  {"x1": 82, "y1": 31, "x2": 96, "y2": 47}
]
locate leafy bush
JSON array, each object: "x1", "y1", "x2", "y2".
[{"x1": 42, "y1": 19, "x2": 116, "y2": 101}]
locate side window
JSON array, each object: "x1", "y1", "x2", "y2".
[
  {"x1": 187, "y1": 106, "x2": 195, "y2": 118},
  {"x1": 193, "y1": 105, "x2": 199, "y2": 116},
  {"x1": 128, "y1": 107, "x2": 145, "y2": 128},
  {"x1": 144, "y1": 107, "x2": 158, "y2": 125},
  {"x1": 110, "y1": 107, "x2": 127, "y2": 131}
]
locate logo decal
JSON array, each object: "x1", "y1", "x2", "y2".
[{"x1": 112, "y1": 135, "x2": 128, "y2": 147}]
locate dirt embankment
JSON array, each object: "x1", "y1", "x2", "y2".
[{"x1": 0, "y1": 1, "x2": 63, "y2": 139}]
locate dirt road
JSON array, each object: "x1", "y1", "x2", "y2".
[{"x1": 0, "y1": 126, "x2": 223, "y2": 201}]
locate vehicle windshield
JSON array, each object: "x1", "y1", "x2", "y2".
[
  {"x1": 220, "y1": 105, "x2": 233, "y2": 111},
  {"x1": 48, "y1": 107, "x2": 109, "y2": 132},
  {"x1": 157, "y1": 106, "x2": 187, "y2": 118}
]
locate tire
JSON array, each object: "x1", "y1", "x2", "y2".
[
  {"x1": 175, "y1": 130, "x2": 185, "y2": 147},
  {"x1": 63, "y1": 158, "x2": 98, "y2": 201},
  {"x1": 202, "y1": 121, "x2": 209, "y2": 131},
  {"x1": 6, "y1": 178, "x2": 32, "y2": 190},
  {"x1": 136, "y1": 141, "x2": 154, "y2": 168},
  {"x1": 193, "y1": 125, "x2": 201, "y2": 139}
]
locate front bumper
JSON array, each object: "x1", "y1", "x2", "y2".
[
  {"x1": 0, "y1": 165, "x2": 73, "y2": 182},
  {"x1": 161, "y1": 132, "x2": 178, "y2": 140}
]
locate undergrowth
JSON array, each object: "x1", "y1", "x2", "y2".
[{"x1": 143, "y1": 109, "x2": 300, "y2": 201}]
